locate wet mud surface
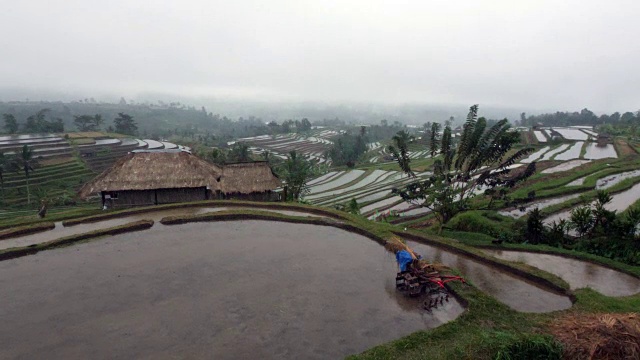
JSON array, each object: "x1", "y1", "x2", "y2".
[
  {"x1": 0, "y1": 207, "x2": 331, "y2": 250},
  {"x1": 483, "y1": 250, "x2": 640, "y2": 297},
  {"x1": 406, "y1": 241, "x2": 573, "y2": 313},
  {"x1": 0, "y1": 221, "x2": 463, "y2": 359}
]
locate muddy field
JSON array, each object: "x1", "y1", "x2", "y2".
[{"x1": 0, "y1": 221, "x2": 463, "y2": 359}]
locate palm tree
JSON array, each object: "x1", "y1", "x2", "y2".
[
  {"x1": 12, "y1": 145, "x2": 38, "y2": 205},
  {"x1": 388, "y1": 130, "x2": 415, "y2": 177},
  {"x1": 391, "y1": 105, "x2": 535, "y2": 230}
]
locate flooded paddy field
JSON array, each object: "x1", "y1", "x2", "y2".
[
  {"x1": 0, "y1": 221, "x2": 463, "y2": 359},
  {"x1": 553, "y1": 128, "x2": 590, "y2": 141},
  {"x1": 554, "y1": 142, "x2": 584, "y2": 160},
  {"x1": 596, "y1": 169, "x2": 640, "y2": 189},
  {"x1": 521, "y1": 146, "x2": 550, "y2": 163},
  {"x1": 406, "y1": 241, "x2": 573, "y2": 313},
  {"x1": 498, "y1": 193, "x2": 582, "y2": 218},
  {"x1": 0, "y1": 207, "x2": 333, "y2": 251},
  {"x1": 540, "y1": 144, "x2": 571, "y2": 160},
  {"x1": 541, "y1": 159, "x2": 590, "y2": 174},
  {"x1": 583, "y1": 143, "x2": 618, "y2": 160},
  {"x1": 484, "y1": 250, "x2": 640, "y2": 297},
  {"x1": 545, "y1": 181, "x2": 640, "y2": 224}
]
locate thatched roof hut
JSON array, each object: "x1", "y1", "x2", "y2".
[
  {"x1": 219, "y1": 161, "x2": 281, "y2": 195},
  {"x1": 79, "y1": 151, "x2": 222, "y2": 199}
]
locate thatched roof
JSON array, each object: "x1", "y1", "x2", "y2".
[
  {"x1": 79, "y1": 152, "x2": 222, "y2": 198},
  {"x1": 219, "y1": 161, "x2": 281, "y2": 194}
]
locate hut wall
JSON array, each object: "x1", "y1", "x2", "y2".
[
  {"x1": 104, "y1": 187, "x2": 207, "y2": 208},
  {"x1": 106, "y1": 190, "x2": 156, "y2": 208},
  {"x1": 218, "y1": 191, "x2": 280, "y2": 202},
  {"x1": 156, "y1": 187, "x2": 207, "y2": 204}
]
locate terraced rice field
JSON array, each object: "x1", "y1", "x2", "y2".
[
  {"x1": 541, "y1": 160, "x2": 590, "y2": 174},
  {"x1": 0, "y1": 160, "x2": 96, "y2": 206},
  {"x1": 521, "y1": 146, "x2": 550, "y2": 163},
  {"x1": 552, "y1": 128, "x2": 590, "y2": 141},
  {"x1": 583, "y1": 143, "x2": 618, "y2": 159},
  {"x1": 533, "y1": 130, "x2": 547, "y2": 142},
  {"x1": 303, "y1": 169, "x2": 433, "y2": 218},
  {"x1": 554, "y1": 141, "x2": 584, "y2": 160},
  {"x1": 239, "y1": 130, "x2": 338, "y2": 164},
  {"x1": 539, "y1": 144, "x2": 571, "y2": 160},
  {"x1": 499, "y1": 193, "x2": 583, "y2": 218},
  {"x1": 596, "y1": 170, "x2": 640, "y2": 189},
  {"x1": 545, "y1": 181, "x2": 640, "y2": 224}
]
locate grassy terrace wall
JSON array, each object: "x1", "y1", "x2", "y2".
[
  {"x1": 61, "y1": 200, "x2": 352, "y2": 226},
  {"x1": 0, "y1": 222, "x2": 55, "y2": 240},
  {"x1": 0, "y1": 220, "x2": 153, "y2": 261}
]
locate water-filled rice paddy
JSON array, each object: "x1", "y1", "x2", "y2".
[{"x1": 0, "y1": 221, "x2": 463, "y2": 359}]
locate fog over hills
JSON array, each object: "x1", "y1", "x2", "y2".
[{"x1": 1, "y1": 0, "x2": 639, "y2": 118}]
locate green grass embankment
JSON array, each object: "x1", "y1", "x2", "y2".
[
  {"x1": 0, "y1": 222, "x2": 55, "y2": 240},
  {"x1": 443, "y1": 230, "x2": 640, "y2": 279},
  {"x1": 0, "y1": 220, "x2": 153, "y2": 261}
]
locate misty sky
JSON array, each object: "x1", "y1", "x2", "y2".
[{"x1": 1, "y1": 0, "x2": 639, "y2": 112}]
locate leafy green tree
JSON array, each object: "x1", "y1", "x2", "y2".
[
  {"x1": 11, "y1": 145, "x2": 38, "y2": 205},
  {"x1": 113, "y1": 113, "x2": 138, "y2": 135},
  {"x1": 570, "y1": 206, "x2": 593, "y2": 238},
  {"x1": 3, "y1": 114, "x2": 18, "y2": 134},
  {"x1": 283, "y1": 151, "x2": 312, "y2": 200},
  {"x1": 93, "y1": 114, "x2": 104, "y2": 130},
  {"x1": 327, "y1": 132, "x2": 368, "y2": 167},
  {"x1": 525, "y1": 208, "x2": 544, "y2": 244},
  {"x1": 429, "y1": 122, "x2": 441, "y2": 157},
  {"x1": 391, "y1": 105, "x2": 535, "y2": 231},
  {"x1": 228, "y1": 143, "x2": 251, "y2": 162},
  {"x1": 74, "y1": 115, "x2": 96, "y2": 131},
  {"x1": 592, "y1": 190, "x2": 615, "y2": 233},
  {"x1": 347, "y1": 198, "x2": 360, "y2": 215},
  {"x1": 546, "y1": 219, "x2": 568, "y2": 246},
  {"x1": 299, "y1": 118, "x2": 312, "y2": 132}
]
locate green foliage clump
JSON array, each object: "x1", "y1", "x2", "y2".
[
  {"x1": 494, "y1": 334, "x2": 563, "y2": 360},
  {"x1": 327, "y1": 131, "x2": 368, "y2": 167},
  {"x1": 447, "y1": 211, "x2": 515, "y2": 240}
]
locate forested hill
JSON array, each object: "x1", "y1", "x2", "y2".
[
  {"x1": 521, "y1": 108, "x2": 639, "y2": 127},
  {"x1": 0, "y1": 101, "x2": 271, "y2": 139}
]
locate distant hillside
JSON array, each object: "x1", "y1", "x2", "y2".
[{"x1": 0, "y1": 101, "x2": 216, "y2": 138}]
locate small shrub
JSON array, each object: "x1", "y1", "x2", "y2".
[
  {"x1": 448, "y1": 212, "x2": 515, "y2": 239},
  {"x1": 494, "y1": 334, "x2": 563, "y2": 360}
]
